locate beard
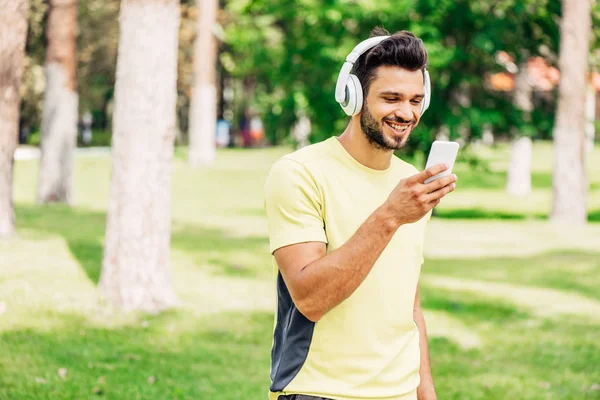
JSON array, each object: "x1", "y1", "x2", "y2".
[{"x1": 360, "y1": 104, "x2": 414, "y2": 151}]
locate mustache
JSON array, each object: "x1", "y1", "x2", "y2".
[{"x1": 383, "y1": 117, "x2": 415, "y2": 124}]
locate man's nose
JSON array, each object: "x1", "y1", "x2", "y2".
[{"x1": 393, "y1": 102, "x2": 413, "y2": 121}]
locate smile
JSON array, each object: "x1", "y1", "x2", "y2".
[{"x1": 385, "y1": 121, "x2": 411, "y2": 134}]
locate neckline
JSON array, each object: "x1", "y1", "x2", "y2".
[{"x1": 328, "y1": 136, "x2": 394, "y2": 174}]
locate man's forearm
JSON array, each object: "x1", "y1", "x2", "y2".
[
  {"x1": 414, "y1": 308, "x2": 437, "y2": 400},
  {"x1": 294, "y1": 204, "x2": 402, "y2": 321}
]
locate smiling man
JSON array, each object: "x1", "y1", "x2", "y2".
[{"x1": 264, "y1": 27, "x2": 457, "y2": 400}]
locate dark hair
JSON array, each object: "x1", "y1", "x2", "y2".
[{"x1": 353, "y1": 27, "x2": 428, "y2": 98}]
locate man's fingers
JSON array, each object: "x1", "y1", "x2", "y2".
[
  {"x1": 424, "y1": 174, "x2": 457, "y2": 193},
  {"x1": 427, "y1": 198, "x2": 441, "y2": 208},
  {"x1": 409, "y1": 163, "x2": 448, "y2": 184},
  {"x1": 424, "y1": 181, "x2": 456, "y2": 202}
]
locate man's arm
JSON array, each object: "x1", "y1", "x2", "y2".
[
  {"x1": 274, "y1": 204, "x2": 403, "y2": 322},
  {"x1": 414, "y1": 285, "x2": 437, "y2": 400},
  {"x1": 273, "y1": 165, "x2": 456, "y2": 322}
]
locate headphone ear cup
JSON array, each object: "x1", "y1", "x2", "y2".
[
  {"x1": 421, "y1": 69, "x2": 431, "y2": 116},
  {"x1": 342, "y1": 74, "x2": 363, "y2": 116}
]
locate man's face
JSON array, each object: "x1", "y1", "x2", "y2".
[{"x1": 359, "y1": 66, "x2": 425, "y2": 151}]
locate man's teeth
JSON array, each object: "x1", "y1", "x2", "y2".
[{"x1": 387, "y1": 122, "x2": 409, "y2": 132}]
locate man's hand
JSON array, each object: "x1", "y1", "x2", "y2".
[{"x1": 385, "y1": 163, "x2": 457, "y2": 225}]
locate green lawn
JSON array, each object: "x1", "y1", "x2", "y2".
[{"x1": 1, "y1": 141, "x2": 600, "y2": 399}]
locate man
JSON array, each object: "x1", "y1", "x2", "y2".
[{"x1": 264, "y1": 27, "x2": 457, "y2": 400}]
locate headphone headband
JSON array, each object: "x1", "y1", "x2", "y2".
[
  {"x1": 345, "y1": 36, "x2": 390, "y2": 64},
  {"x1": 335, "y1": 36, "x2": 389, "y2": 104}
]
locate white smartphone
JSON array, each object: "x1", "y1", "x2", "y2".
[{"x1": 424, "y1": 141, "x2": 460, "y2": 184}]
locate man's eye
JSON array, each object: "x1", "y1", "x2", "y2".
[
  {"x1": 385, "y1": 98, "x2": 398, "y2": 102},
  {"x1": 411, "y1": 99, "x2": 422, "y2": 105}
]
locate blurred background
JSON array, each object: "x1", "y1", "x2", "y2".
[{"x1": 1, "y1": 0, "x2": 599, "y2": 399}]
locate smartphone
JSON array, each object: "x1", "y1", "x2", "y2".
[{"x1": 424, "y1": 141, "x2": 460, "y2": 184}]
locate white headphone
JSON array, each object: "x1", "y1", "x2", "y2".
[{"x1": 335, "y1": 35, "x2": 431, "y2": 117}]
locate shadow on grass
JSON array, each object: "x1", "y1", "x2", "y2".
[
  {"x1": 170, "y1": 225, "x2": 270, "y2": 278},
  {"x1": 433, "y1": 208, "x2": 537, "y2": 220},
  {"x1": 420, "y1": 288, "x2": 529, "y2": 324},
  {"x1": 434, "y1": 208, "x2": 600, "y2": 222},
  {"x1": 449, "y1": 170, "x2": 555, "y2": 190},
  {"x1": 0, "y1": 310, "x2": 273, "y2": 400},
  {"x1": 14, "y1": 204, "x2": 270, "y2": 284},
  {"x1": 16, "y1": 204, "x2": 106, "y2": 283}
]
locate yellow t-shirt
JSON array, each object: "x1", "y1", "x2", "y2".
[{"x1": 264, "y1": 136, "x2": 430, "y2": 400}]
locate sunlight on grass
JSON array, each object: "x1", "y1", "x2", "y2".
[
  {"x1": 425, "y1": 219, "x2": 600, "y2": 258},
  {"x1": 423, "y1": 310, "x2": 483, "y2": 350},
  {"x1": 171, "y1": 251, "x2": 274, "y2": 315}
]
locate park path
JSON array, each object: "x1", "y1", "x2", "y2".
[{"x1": 14, "y1": 146, "x2": 111, "y2": 160}]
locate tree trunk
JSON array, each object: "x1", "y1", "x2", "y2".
[
  {"x1": 506, "y1": 136, "x2": 533, "y2": 196},
  {"x1": 99, "y1": 0, "x2": 180, "y2": 312},
  {"x1": 550, "y1": 0, "x2": 590, "y2": 225},
  {"x1": 37, "y1": 0, "x2": 78, "y2": 204},
  {"x1": 291, "y1": 114, "x2": 311, "y2": 149},
  {"x1": 585, "y1": 81, "x2": 595, "y2": 153},
  {"x1": 188, "y1": 0, "x2": 218, "y2": 167},
  {"x1": 506, "y1": 60, "x2": 533, "y2": 196},
  {"x1": 482, "y1": 124, "x2": 494, "y2": 146},
  {"x1": 0, "y1": 0, "x2": 29, "y2": 238}
]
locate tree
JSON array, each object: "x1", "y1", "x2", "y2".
[
  {"x1": 506, "y1": 58, "x2": 533, "y2": 196},
  {"x1": 99, "y1": 0, "x2": 180, "y2": 312},
  {"x1": 0, "y1": 0, "x2": 30, "y2": 238},
  {"x1": 551, "y1": 0, "x2": 591, "y2": 225},
  {"x1": 496, "y1": 0, "x2": 561, "y2": 197},
  {"x1": 18, "y1": 0, "x2": 120, "y2": 139},
  {"x1": 188, "y1": 0, "x2": 219, "y2": 166},
  {"x1": 37, "y1": 0, "x2": 78, "y2": 203}
]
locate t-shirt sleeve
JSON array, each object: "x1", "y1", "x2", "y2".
[{"x1": 264, "y1": 158, "x2": 327, "y2": 254}]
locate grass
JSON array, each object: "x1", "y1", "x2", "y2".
[
  {"x1": 1, "y1": 140, "x2": 600, "y2": 399},
  {"x1": 1, "y1": 311, "x2": 273, "y2": 400},
  {"x1": 422, "y1": 251, "x2": 600, "y2": 301}
]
